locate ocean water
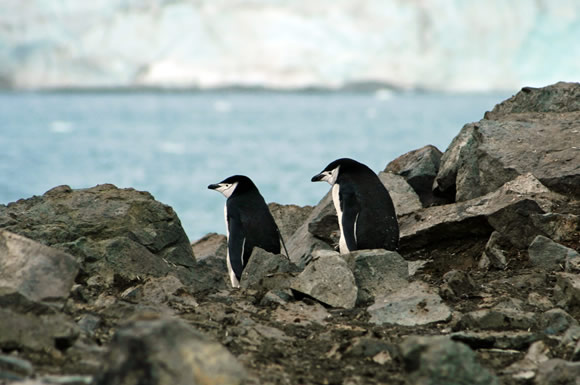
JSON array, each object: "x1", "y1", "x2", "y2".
[{"x1": 0, "y1": 90, "x2": 511, "y2": 241}]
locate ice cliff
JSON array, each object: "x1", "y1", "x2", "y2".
[{"x1": 1, "y1": 0, "x2": 579, "y2": 91}]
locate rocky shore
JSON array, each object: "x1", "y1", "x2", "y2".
[{"x1": 1, "y1": 82, "x2": 579, "y2": 385}]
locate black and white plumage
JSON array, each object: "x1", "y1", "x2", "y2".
[
  {"x1": 208, "y1": 175, "x2": 281, "y2": 288},
  {"x1": 311, "y1": 158, "x2": 399, "y2": 253}
]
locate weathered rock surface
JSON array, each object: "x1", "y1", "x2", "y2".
[
  {"x1": 268, "y1": 202, "x2": 314, "y2": 244},
  {"x1": 0, "y1": 229, "x2": 78, "y2": 304},
  {"x1": 342, "y1": 249, "x2": 409, "y2": 305},
  {"x1": 399, "y1": 335, "x2": 499, "y2": 385},
  {"x1": 385, "y1": 144, "x2": 448, "y2": 206},
  {"x1": 93, "y1": 318, "x2": 246, "y2": 385},
  {"x1": 435, "y1": 82, "x2": 580, "y2": 201},
  {"x1": 528, "y1": 235, "x2": 579, "y2": 270},
  {"x1": 368, "y1": 281, "x2": 451, "y2": 326},
  {"x1": 377, "y1": 172, "x2": 422, "y2": 216},
  {"x1": 535, "y1": 359, "x2": 580, "y2": 385},
  {"x1": 480, "y1": 231, "x2": 508, "y2": 269},
  {"x1": 0, "y1": 184, "x2": 195, "y2": 291},
  {"x1": 290, "y1": 252, "x2": 358, "y2": 309},
  {"x1": 554, "y1": 272, "x2": 580, "y2": 309},
  {"x1": 240, "y1": 247, "x2": 301, "y2": 292},
  {"x1": 191, "y1": 232, "x2": 227, "y2": 260}
]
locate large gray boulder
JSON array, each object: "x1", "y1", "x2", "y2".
[
  {"x1": 378, "y1": 172, "x2": 422, "y2": 216},
  {"x1": 93, "y1": 318, "x2": 246, "y2": 385},
  {"x1": 435, "y1": 82, "x2": 580, "y2": 201},
  {"x1": 528, "y1": 235, "x2": 579, "y2": 271},
  {"x1": 268, "y1": 202, "x2": 314, "y2": 244},
  {"x1": 0, "y1": 229, "x2": 78, "y2": 304},
  {"x1": 400, "y1": 173, "x2": 564, "y2": 250},
  {"x1": 0, "y1": 184, "x2": 195, "y2": 290}
]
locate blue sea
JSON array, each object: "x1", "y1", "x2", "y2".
[{"x1": 0, "y1": 89, "x2": 511, "y2": 241}]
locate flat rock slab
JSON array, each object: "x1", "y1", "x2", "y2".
[
  {"x1": 528, "y1": 235, "x2": 579, "y2": 271},
  {"x1": 458, "y1": 308, "x2": 537, "y2": 331},
  {"x1": 342, "y1": 249, "x2": 409, "y2": 305},
  {"x1": 0, "y1": 229, "x2": 78, "y2": 303},
  {"x1": 367, "y1": 281, "x2": 451, "y2": 326},
  {"x1": 94, "y1": 318, "x2": 246, "y2": 385},
  {"x1": 291, "y1": 253, "x2": 357, "y2": 309}
]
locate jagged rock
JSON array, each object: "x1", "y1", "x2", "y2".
[
  {"x1": 286, "y1": 193, "x2": 335, "y2": 266},
  {"x1": 178, "y1": 255, "x2": 228, "y2": 295},
  {"x1": 539, "y1": 308, "x2": 578, "y2": 335},
  {"x1": 399, "y1": 335, "x2": 499, "y2": 385},
  {"x1": 528, "y1": 235, "x2": 579, "y2": 270},
  {"x1": 120, "y1": 275, "x2": 193, "y2": 307},
  {"x1": 240, "y1": 247, "x2": 301, "y2": 292},
  {"x1": 384, "y1": 145, "x2": 448, "y2": 206},
  {"x1": 291, "y1": 253, "x2": 357, "y2": 309},
  {"x1": 535, "y1": 359, "x2": 580, "y2": 385},
  {"x1": 527, "y1": 292, "x2": 554, "y2": 311},
  {"x1": 191, "y1": 233, "x2": 227, "y2": 260},
  {"x1": 554, "y1": 272, "x2": 580, "y2": 309},
  {"x1": 567, "y1": 255, "x2": 580, "y2": 273},
  {"x1": 480, "y1": 231, "x2": 508, "y2": 269},
  {"x1": 341, "y1": 249, "x2": 409, "y2": 305},
  {"x1": 0, "y1": 184, "x2": 195, "y2": 291},
  {"x1": 457, "y1": 308, "x2": 537, "y2": 331},
  {"x1": 440, "y1": 270, "x2": 476, "y2": 300},
  {"x1": 0, "y1": 229, "x2": 78, "y2": 304},
  {"x1": 377, "y1": 172, "x2": 422, "y2": 216},
  {"x1": 93, "y1": 318, "x2": 246, "y2": 385},
  {"x1": 436, "y1": 82, "x2": 580, "y2": 201},
  {"x1": 268, "y1": 202, "x2": 314, "y2": 244},
  {"x1": 368, "y1": 281, "x2": 451, "y2": 326},
  {"x1": 451, "y1": 331, "x2": 540, "y2": 351},
  {"x1": 342, "y1": 337, "x2": 395, "y2": 361}
]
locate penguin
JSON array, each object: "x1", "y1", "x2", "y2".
[
  {"x1": 208, "y1": 175, "x2": 281, "y2": 288},
  {"x1": 311, "y1": 158, "x2": 399, "y2": 253}
]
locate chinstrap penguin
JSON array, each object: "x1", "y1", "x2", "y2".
[
  {"x1": 208, "y1": 175, "x2": 282, "y2": 288},
  {"x1": 311, "y1": 158, "x2": 399, "y2": 253}
]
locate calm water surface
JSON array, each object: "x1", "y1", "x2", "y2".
[{"x1": 0, "y1": 90, "x2": 511, "y2": 240}]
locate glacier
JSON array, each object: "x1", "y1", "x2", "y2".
[{"x1": 1, "y1": 0, "x2": 579, "y2": 91}]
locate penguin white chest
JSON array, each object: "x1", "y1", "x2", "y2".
[
  {"x1": 224, "y1": 204, "x2": 240, "y2": 288},
  {"x1": 332, "y1": 183, "x2": 349, "y2": 254}
]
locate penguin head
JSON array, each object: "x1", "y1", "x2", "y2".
[
  {"x1": 208, "y1": 175, "x2": 257, "y2": 198},
  {"x1": 311, "y1": 158, "x2": 363, "y2": 185}
]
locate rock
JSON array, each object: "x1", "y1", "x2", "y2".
[
  {"x1": 240, "y1": 247, "x2": 301, "y2": 292},
  {"x1": 368, "y1": 281, "x2": 451, "y2": 326},
  {"x1": 0, "y1": 354, "x2": 34, "y2": 380},
  {"x1": 273, "y1": 301, "x2": 331, "y2": 326},
  {"x1": 268, "y1": 202, "x2": 314, "y2": 244},
  {"x1": 341, "y1": 249, "x2": 409, "y2": 305},
  {"x1": 457, "y1": 308, "x2": 537, "y2": 331},
  {"x1": 400, "y1": 173, "x2": 562, "y2": 250},
  {"x1": 399, "y1": 335, "x2": 499, "y2": 385},
  {"x1": 440, "y1": 270, "x2": 476, "y2": 300},
  {"x1": 567, "y1": 255, "x2": 580, "y2": 273},
  {"x1": 0, "y1": 229, "x2": 79, "y2": 304},
  {"x1": 484, "y1": 82, "x2": 580, "y2": 118},
  {"x1": 480, "y1": 231, "x2": 508, "y2": 269},
  {"x1": 377, "y1": 172, "x2": 422, "y2": 216},
  {"x1": 286, "y1": 193, "x2": 335, "y2": 266},
  {"x1": 527, "y1": 292, "x2": 554, "y2": 311},
  {"x1": 528, "y1": 235, "x2": 579, "y2": 270},
  {"x1": 554, "y1": 273, "x2": 580, "y2": 309},
  {"x1": 435, "y1": 82, "x2": 580, "y2": 201},
  {"x1": 539, "y1": 308, "x2": 578, "y2": 335},
  {"x1": 384, "y1": 145, "x2": 448, "y2": 206},
  {"x1": 343, "y1": 337, "x2": 395, "y2": 361},
  {"x1": 191, "y1": 233, "x2": 227, "y2": 260},
  {"x1": 93, "y1": 318, "x2": 246, "y2": 385},
  {"x1": 290, "y1": 253, "x2": 357, "y2": 309},
  {"x1": 530, "y1": 213, "x2": 580, "y2": 243},
  {"x1": 451, "y1": 331, "x2": 540, "y2": 351},
  {"x1": 0, "y1": 184, "x2": 195, "y2": 292},
  {"x1": 535, "y1": 359, "x2": 580, "y2": 385},
  {"x1": 0, "y1": 308, "x2": 79, "y2": 353}
]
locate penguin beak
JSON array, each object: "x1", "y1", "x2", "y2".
[
  {"x1": 311, "y1": 173, "x2": 324, "y2": 182},
  {"x1": 208, "y1": 183, "x2": 220, "y2": 190}
]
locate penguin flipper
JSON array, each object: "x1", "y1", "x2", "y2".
[
  {"x1": 227, "y1": 215, "x2": 246, "y2": 280},
  {"x1": 339, "y1": 186, "x2": 360, "y2": 251}
]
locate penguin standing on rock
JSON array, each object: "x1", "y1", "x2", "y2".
[
  {"x1": 311, "y1": 158, "x2": 399, "y2": 253},
  {"x1": 208, "y1": 175, "x2": 282, "y2": 288}
]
